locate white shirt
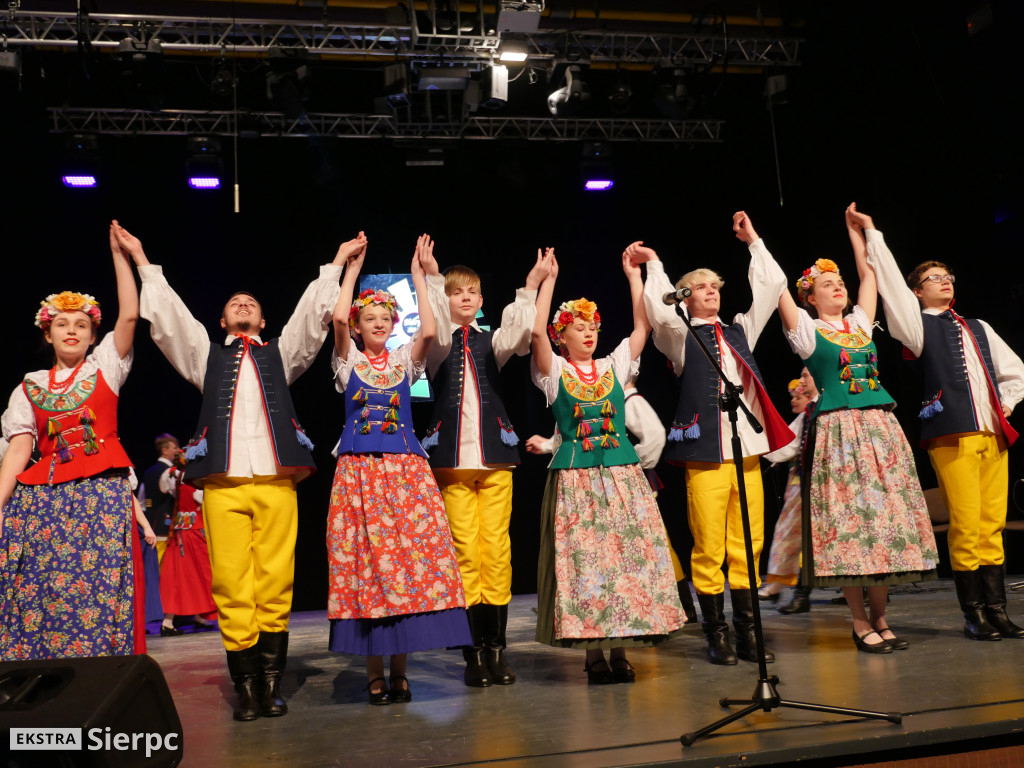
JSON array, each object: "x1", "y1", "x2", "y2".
[
  {"x1": 2, "y1": 333, "x2": 133, "y2": 441},
  {"x1": 867, "y1": 228, "x2": 1024, "y2": 431},
  {"x1": 424, "y1": 274, "x2": 537, "y2": 470},
  {"x1": 139, "y1": 263, "x2": 342, "y2": 479},
  {"x1": 642, "y1": 239, "x2": 787, "y2": 460}
]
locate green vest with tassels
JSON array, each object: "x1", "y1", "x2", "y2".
[
  {"x1": 549, "y1": 365, "x2": 639, "y2": 469},
  {"x1": 805, "y1": 321, "x2": 894, "y2": 414}
]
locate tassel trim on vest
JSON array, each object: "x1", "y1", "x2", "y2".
[
  {"x1": 184, "y1": 428, "x2": 209, "y2": 461},
  {"x1": 292, "y1": 419, "x2": 314, "y2": 451},
  {"x1": 497, "y1": 417, "x2": 519, "y2": 447},
  {"x1": 668, "y1": 415, "x2": 700, "y2": 442},
  {"x1": 919, "y1": 390, "x2": 944, "y2": 419}
]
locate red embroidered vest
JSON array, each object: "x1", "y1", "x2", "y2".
[{"x1": 18, "y1": 370, "x2": 132, "y2": 485}]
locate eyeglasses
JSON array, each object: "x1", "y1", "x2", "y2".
[{"x1": 918, "y1": 274, "x2": 955, "y2": 287}]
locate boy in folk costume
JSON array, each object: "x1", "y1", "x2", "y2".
[
  {"x1": 629, "y1": 212, "x2": 793, "y2": 666},
  {"x1": 113, "y1": 224, "x2": 366, "y2": 721},
  {"x1": 419, "y1": 244, "x2": 546, "y2": 686},
  {"x1": 869, "y1": 235, "x2": 1024, "y2": 641}
]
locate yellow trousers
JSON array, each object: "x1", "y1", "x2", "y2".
[
  {"x1": 203, "y1": 475, "x2": 298, "y2": 651},
  {"x1": 928, "y1": 432, "x2": 1008, "y2": 571},
  {"x1": 434, "y1": 468, "x2": 513, "y2": 606},
  {"x1": 155, "y1": 538, "x2": 168, "y2": 563},
  {"x1": 685, "y1": 457, "x2": 764, "y2": 594}
]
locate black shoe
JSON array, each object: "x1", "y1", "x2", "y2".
[
  {"x1": 731, "y1": 589, "x2": 775, "y2": 663},
  {"x1": 757, "y1": 588, "x2": 781, "y2": 603},
  {"x1": 852, "y1": 630, "x2": 892, "y2": 654},
  {"x1": 256, "y1": 631, "x2": 289, "y2": 717},
  {"x1": 483, "y1": 647, "x2": 516, "y2": 685},
  {"x1": 584, "y1": 659, "x2": 615, "y2": 685},
  {"x1": 609, "y1": 657, "x2": 636, "y2": 683},
  {"x1": 696, "y1": 592, "x2": 738, "y2": 666},
  {"x1": 388, "y1": 675, "x2": 412, "y2": 703},
  {"x1": 160, "y1": 624, "x2": 184, "y2": 637},
  {"x1": 678, "y1": 578, "x2": 697, "y2": 624},
  {"x1": 225, "y1": 647, "x2": 263, "y2": 721},
  {"x1": 874, "y1": 625, "x2": 909, "y2": 650},
  {"x1": 778, "y1": 586, "x2": 812, "y2": 615},
  {"x1": 979, "y1": 564, "x2": 1024, "y2": 639},
  {"x1": 953, "y1": 570, "x2": 1002, "y2": 641},
  {"x1": 463, "y1": 648, "x2": 493, "y2": 687},
  {"x1": 366, "y1": 677, "x2": 390, "y2": 705}
]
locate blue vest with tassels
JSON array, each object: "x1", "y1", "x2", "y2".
[
  {"x1": 333, "y1": 357, "x2": 427, "y2": 459},
  {"x1": 182, "y1": 337, "x2": 316, "y2": 483}
]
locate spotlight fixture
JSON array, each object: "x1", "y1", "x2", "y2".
[
  {"x1": 547, "y1": 65, "x2": 590, "y2": 117},
  {"x1": 61, "y1": 134, "x2": 100, "y2": 188},
  {"x1": 653, "y1": 66, "x2": 694, "y2": 119},
  {"x1": 478, "y1": 64, "x2": 509, "y2": 110},
  {"x1": 383, "y1": 63, "x2": 411, "y2": 108},
  {"x1": 607, "y1": 70, "x2": 632, "y2": 115},
  {"x1": 266, "y1": 47, "x2": 310, "y2": 120},
  {"x1": 498, "y1": 41, "x2": 529, "y2": 63},
  {"x1": 580, "y1": 142, "x2": 614, "y2": 192},
  {"x1": 185, "y1": 136, "x2": 223, "y2": 190},
  {"x1": 211, "y1": 58, "x2": 236, "y2": 102},
  {"x1": 118, "y1": 36, "x2": 165, "y2": 109}
]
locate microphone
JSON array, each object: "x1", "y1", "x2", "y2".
[{"x1": 662, "y1": 286, "x2": 692, "y2": 305}]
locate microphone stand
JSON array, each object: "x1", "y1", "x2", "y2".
[{"x1": 668, "y1": 299, "x2": 902, "y2": 748}]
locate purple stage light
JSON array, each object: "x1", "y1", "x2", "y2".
[
  {"x1": 62, "y1": 175, "x2": 98, "y2": 188},
  {"x1": 584, "y1": 179, "x2": 614, "y2": 191},
  {"x1": 188, "y1": 177, "x2": 222, "y2": 190}
]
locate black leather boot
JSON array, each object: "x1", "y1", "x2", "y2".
[
  {"x1": 731, "y1": 589, "x2": 775, "y2": 663},
  {"x1": 482, "y1": 604, "x2": 516, "y2": 685},
  {"x1": 979, "y1": 564, "x2": 1024, "y2": 639},
  {"x1": 225, "y1": 646, "x2": 263, "y2": 721},
  {"x1": 257, "y1": 631, "x2": 289, "y2": 717},
  {"x1": 677, "y1": 577, "x2": 697, "y2": 624},
  {"x1": 778, "y1": 585, "x2": 812, "y2": 615},
  {"x1": 696, "y1": 592, "x2": 737, "y2": 665},
  {"x1": 952, "y1": 569, "x2": 1001, "y2": 641},
  {"x1": 463, "y1": 605, "x2": 493, "y2": 687}
]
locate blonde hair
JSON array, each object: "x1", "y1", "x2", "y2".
[
  {"x1": 443, "y1": 265, "x2": 482, "y2": 295},
  {"x1": 676, "y1": 268, "x2": 724, "y2": 292}
]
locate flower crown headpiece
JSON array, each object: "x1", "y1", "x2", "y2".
[
  {"x1": 35, "y1": 291, "x2": 102, "y2": 330},
  {"x1": 547, "y1": 297, "x2": 601, "y2": 348},
  {"x1": 349, "y1": 288, "x2": 400, "y2": 338},
  {"x1": 795, "y1": 258, "x2": 840, "y2": 305},
  {"x1": 787, "y1": 378, "x2": 802, "y2": 392}
]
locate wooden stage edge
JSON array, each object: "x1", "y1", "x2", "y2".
[{"x1": 143, "y1": 578, "x2": 1024, "y2": 768}]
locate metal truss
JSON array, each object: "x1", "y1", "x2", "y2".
[
  {"x1": 47, "y1": 107, "x2": 723, "y2": 143},
  {"x1": 9, "y1": 10, "x2": 800, "y2": 67}
]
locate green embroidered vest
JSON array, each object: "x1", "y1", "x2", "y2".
[
  {"x1": 805, "y1": 322, "x2": 894, "y2": 413},
  {"x1": 549, "y1": 365, "x2": 639, "y2": 469}
]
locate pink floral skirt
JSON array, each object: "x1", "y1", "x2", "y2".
[
  {"x1": 766, "y1": 464, "x2": 802, "y2": 584},
  {"x1": 536, "y1": 465, "x2": 686, "y2": 648},
  {"x1": 327, "y1": 453, "x2": 466, "y2": 620},
  {"x1": 805, "y1": 408, "x2": 938, "y2": 585}
]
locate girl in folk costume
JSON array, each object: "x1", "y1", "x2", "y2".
[
  {"x1": 160, "y1": 464, "x2": 218, "y2": 630},
  {"x1": 0, "y1": 221, "x2": 140, "y2": 659},
  {"x1": 327, "y1": 233, "x2": 470, "y2": 705},
  {"x1": 777, "y1": 203, "x2": 939, "y2": 654},
  {"x1": 531, "y1": 248, "x2": 686, "y2": 684},
  {"x1": 759, "y1": 369, "x2": 818, "y2": 615}
]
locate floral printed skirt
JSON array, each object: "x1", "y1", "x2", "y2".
[
  {"x1": 327, "y1": 453, "x2": 469, "y2": 653},
  {"x1": 766, "y1": 464, "x2": 802, "y2": 585},
  {"x1": 0, "y1": 474, "x2": 135, "y2": 660},
  {"x1": 803, "y1": 408, "x2": 939, "y2": 587},
  {"x1": 536, "y1": 465, "x2": 686, "y2": 649}
]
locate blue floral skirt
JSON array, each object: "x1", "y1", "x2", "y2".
[{"x1": 0, "y1": 473, "x2": 135, "y2": 660}]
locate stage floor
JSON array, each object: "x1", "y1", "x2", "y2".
[{"x1": 147, "y1": 579, "x2": 1024, "y2": 768}]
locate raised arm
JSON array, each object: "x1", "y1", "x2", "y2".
[
  {"x1": 629, "y1": 241, "x2": 688, "y2": 374},
  {"x1": 409, "y1": 234, "x2": 436, "y2": 366},
  {"x1": 846, "y1": 203, "x2": 877, "y2": 324},
  {"x1": 531, "y1": 249, "x2": 557, "y2": 378},
  {"x1": 108, "y1": 221, "x2": 140, "y2": 360},
  {"x1": 865, "y1": 227, "x2": 925, "y2": 355},
  {"x1": 491, "y1": 250, "x2": 545, "y2": 368},
  {"x1": 114, "y1": 222, "x2": 211, "y2": 390},
  {"x1": 332, "y1": 237, "x2": 366, "y2": 360},
  {"x1": 731, "y1": 210, "x2": 788, "y2": 348},
  {"x1": 777, "y1": 285, "x2": 801, "y2": 334},
  {"x1": 623, "y1": 250, "x2": 651, "y2": 361}
]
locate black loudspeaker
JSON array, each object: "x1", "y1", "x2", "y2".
[{"x1": 0, "y1": 654, "x2": 182, "y2": 767}]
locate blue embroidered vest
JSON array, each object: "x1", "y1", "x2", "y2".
[
  {"x1": 182, "y1": 337, "x2": 316, "y2": 482},
  {"x1": 333, "y1": 357, "x2": 427, "y2": 458},
  {"x1": 143, "y1": 461, "x2": 174, "y2": 535},
  {"x1": 421, "y1": 327, "x2": 519, "y2": 467},
  {"x1": 667, "y1": 323, "x2": 777, "y2": 464},
  {"x1": 912, "y1": 311, "x2": 1015, "y2": 444}
]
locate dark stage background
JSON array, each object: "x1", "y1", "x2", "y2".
[{"x1": 3, "y1": 1, "x2": 1023, "y2": 610}]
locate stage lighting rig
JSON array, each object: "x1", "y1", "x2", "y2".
[
  {"x1": 60, "y1": 134, "x2": 100, "y2": 188},
  {"x1": 580, "y1": 142, "x2": 614, "y2": 191},
  {"x1": 185, "y1": 135, "x2": 223, "y2": 190},
  {"x1": 547, "y1": 65, "x2": 590, "y2": 117}
]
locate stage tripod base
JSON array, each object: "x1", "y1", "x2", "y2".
[{"x1": 680, "y1": 677, "x2": 902, "y2": 747}]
